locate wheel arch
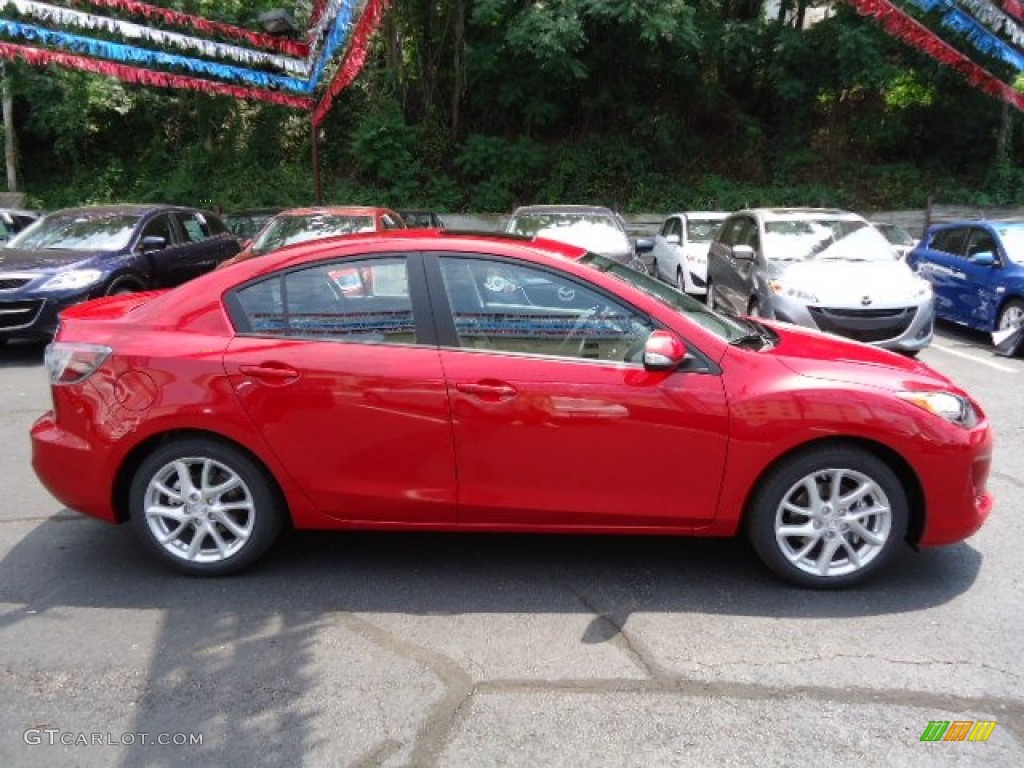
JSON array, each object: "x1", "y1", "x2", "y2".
[
  {"x1": 112, "y1": 428, "x2": 290, "y2": 525},
  {"x1": 740, "y1": 436, "x2": 925, "y2": 546}
]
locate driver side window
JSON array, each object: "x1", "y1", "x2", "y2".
[
  {"x1": 439, "y1": 257, "x2": 653, "y2": 363},
  {"x1": 140, "y1": 215, "x2": 174, "y2": 247}
]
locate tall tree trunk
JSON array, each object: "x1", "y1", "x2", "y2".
[
  {"x1": 2, "y1": 64, "x2": 17, "y2": 192},
  {"x1": 451, "y1": 0, "x2": 465, "y2": 140},
  {"x1": 996, "y1": 100, "x2": 1012, "y2": 168}
]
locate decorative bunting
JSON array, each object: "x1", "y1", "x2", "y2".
[
  {"x1": 956, "y1": 0, "x2": 1024, "y2": 51},
  {"x1": 904, "y1": 0, "x2": 1024, "y2": 70},
  {"x1": 6, "y1": 1, "x2": 309, "y2": 75},
  {"x1": 846, "y1": 0, "x2": 1024, "y2": 110},
  {"x1": 74, "y1": 0, "x2": 309, "y2": 56},
  {"x1": 0, "y1": 39, "x2": 313, "y2": 109},
  {"x1": 0, "y1": 19, "x2": 313, "y2": 92},
  {"x1": 314, "y1": 0, "x2": 391, "y2": 126},
  {"x1": 1004, "y1": 2, "x2": 1024, "y2": 22}
]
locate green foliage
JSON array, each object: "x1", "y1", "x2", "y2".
[{"x1": 5, "y1": 0, "x2": 1021, "y2": 216}]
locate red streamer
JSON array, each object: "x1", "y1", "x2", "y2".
[
  {"x1": 75, "y1": 0, "x2": 310, "y2": 57},
  {"x1": 1005, "y1": 2, "x2": 1024, "y2": 21},
  {"x1": 847, "y1": 0, "x2": 1024, "y2": 111},
  {"x1": 313, "y1": 0, "x2": 391, "y2": 126},
  {"x1": 0, "y1": 40, "x2": 313, "y2": 110}
]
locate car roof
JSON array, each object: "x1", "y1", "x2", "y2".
[
  {"x1": 929, "y1": 219, "x2": 1024, "y2": 229},
  {"x1": 42, "y1": 204, "x2": 210, "y2": 217},
  {"x1": 271, "y1": 206, "x2": 396, "y2": 217},
  {"x1": 671, "y1": 211, "x2": 729, "y2": 219},
  {"x1": 510, "y1": 205, "x2": 617, "y2": 217},
  {"x1": 740, "y1": 207, "x2": 863, "y2": 221}
]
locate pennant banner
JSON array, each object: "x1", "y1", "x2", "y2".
[
  {"x1": 0, "y1": 19, "x2": 313, "y2": 92},
  {"x1": 6, "y1": 0, "x2": 309, "y2": 75},
  {"x1": 905, "y1": 0, "x2": 1024, "y2": 70},
  {"x1": 957, "y1": 0, "x2": 1024, "y2": 51},
  {"x1": 0, "y1": 39, "x2": 313, "y2": 109},
  {"x1": 313, "y1": 0, "x2": 391, "y2": 126},
  {"x1": 846, "y1": 0, "x2": 1024, "y2": 110},
  {"x1": 75, "y1": 0, "x2": 309, "y2": 56}
]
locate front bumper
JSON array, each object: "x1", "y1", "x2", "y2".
[
  {"x1": 770, "y1": 295, "x2": 935, "y2": 352},
  {"x1": 0, "y1": 293, "x2": 92, "y2": 341}
]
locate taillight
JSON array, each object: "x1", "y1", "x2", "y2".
[{"x1": 44, "y1": 342, "x2": 112, "y2": 385}]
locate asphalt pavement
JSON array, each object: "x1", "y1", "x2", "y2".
[{"x1": 0, "y1": 321, "x2": 1021, "y2": 767}]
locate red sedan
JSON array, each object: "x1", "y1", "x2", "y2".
[{"x1": 31, "y1": 231, "x2": 993, "y2": 587}]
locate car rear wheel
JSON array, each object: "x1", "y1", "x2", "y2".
[
  {"x1": 129, "y1": 439, "x2": 284, "y2": 576},
  {"x1": 997, "y1": 299, "x2": 1024, "y2": 331},
  {"x1": 745, "y1": 446, "x2": 908, "y2": 588},
  {"x1": 747, "y1": 297, "x2": 762, "y2": 317}
]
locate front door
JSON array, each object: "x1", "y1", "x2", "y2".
[{"x1": 431, "y1": 253, "x2": 730, "y2": 529}]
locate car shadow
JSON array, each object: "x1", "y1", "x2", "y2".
[{"x1": 0, "y1": 513, "x2": 983, "y2": 766}]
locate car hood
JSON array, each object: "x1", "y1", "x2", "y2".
[
  {"x1": 535, "y1": 224, "x2": 630, "y2": 257},
  {"x1": 770, "y1": 259, "x2": 927, "y2": 307},
  {"x1": 763, "y1": 320, "x2": 958, "y2": 392},
  {"x1": 0, "y1": 248, "x2": 102, "y2": 272}
]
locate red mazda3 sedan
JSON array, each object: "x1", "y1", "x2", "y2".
[{"x1": 30, "y1": 231, "x2": 993, "y2": 587}]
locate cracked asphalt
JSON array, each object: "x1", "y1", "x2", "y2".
[{"x1": 0, "y1": 322, "x2": 1021, "y2": 767}]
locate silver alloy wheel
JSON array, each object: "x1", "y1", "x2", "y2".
[
  {"x1": 999, "y1": 303, "x2": 1024, "y2": 329},
  {"x1": 143, "y1": 457, "x2": 256, "y2": 564},
  {"x1": 774, "y1": 467, "x2": 893, "y2": 578}
]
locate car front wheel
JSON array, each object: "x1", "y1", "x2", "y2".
[
  {"x1": 745, "y1": 446, "x2": 908, "y2": 588},
  {"x1": 129, "y1": 439, "x2": 284, "y2": 576},
  {"x1": 997, "y1": 299, "x2": 1024, "y2": 332}
]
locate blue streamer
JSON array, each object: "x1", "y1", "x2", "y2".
[
  {"x1": 307, "y1": 0, "x2": 358, "y2": 89},
  {"x1": 0, "y1": 18, "x2": 315, "y2": 93},
  {"x1": 904, "y1": 0, "x2": 1024, "y2": 71}
]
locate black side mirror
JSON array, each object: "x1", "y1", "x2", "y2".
[{"x1": 140, "y1": 235, "x2": 167, "y2": 254}]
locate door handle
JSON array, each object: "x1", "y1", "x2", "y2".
[
  {"x1": 239, "y1": 363, "x2": 300, "y2": 382},
  {"x1": 455, "y1": 381, "x2": 518, "y2": 400}
]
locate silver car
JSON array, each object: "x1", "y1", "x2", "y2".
[
  {"x1": 505, "y1": 205, "x2": 651, "y2": 270},
  {"x1": 706, "y1": 208, "x2": 935, "y2": 353}
]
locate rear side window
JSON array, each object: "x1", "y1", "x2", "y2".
[
  {"x1": 231, "y1": 257, "x2": 417, "y2": 345},
  {"x1": 175, "y1": 212, "x2": 211, "y2": 242},
  {"x1": 931, "y1": 228, "x2": 968, "y2": 257}
]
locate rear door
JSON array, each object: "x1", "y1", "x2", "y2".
[{"x1": 223, "y1": 252, "x2": 457, "y2": 523}]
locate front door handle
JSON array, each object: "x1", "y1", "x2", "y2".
[
  {"x1": 239, "y1": 362, "x2": 300, "y2": 383},
  {"x1": 455, "y1": 381, "x2": 518, "y2": 400}
]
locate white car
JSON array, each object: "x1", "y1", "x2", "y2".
[
  {"x1": 651, "y1": 212, "x2": 728, "y2": 295},
  {"x1": 506, "y1": 205, "x2": 651, "y2": 270}
]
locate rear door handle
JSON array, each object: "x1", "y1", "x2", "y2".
[
  {"x1": 240, "y1": 363, "x2": 300, "y2": 382},
  {"x1": 455, "y1": 381, "x2": 518, "y2": 400}
]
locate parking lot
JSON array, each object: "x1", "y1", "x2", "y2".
[{"x1": 0, "y1": 321, "x2": 1022, "y2": 767}]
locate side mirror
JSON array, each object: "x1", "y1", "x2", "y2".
[
  {"x1": 665, "y1": 234, "x2": 681, "y2": 246},
  {"x1": 140, "y1": 235, "x2": 167, "y2": 253},
  {"x1": 643, "y1": 330, "x2": 687, "y2": 371},
  {"x1": 634, "y1": 237, "x2": 654, "y2": 254},
  {"x1": 969, "y1": 251, "x2": 997, "y2": 267},
  {"x1": 731, "y1": 244, "x2": 756, "y2": 261}
]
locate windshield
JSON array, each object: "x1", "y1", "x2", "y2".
[
  {"x1": 251, "y1": 214, "x2": 376, "y2": 255},
  {"x1": 8, "y1": 212, "x2": 140, "y2": 251},
  {"x1": 762, "y1": 218, "x2": 897, "y2": 263},
  {"x1": 509, "y1": 213, "x2": 623, "y2": 237},
  {"x1": 877, "y1": 224, "x2": 914, "y2": 246},
  {"x1": 579, "y1": 253, "x2": 748, "y2": 342},
  {"x1": 686, "y1": 219, "x2": 725, "y2": 242},
  {"x1": 997, "y1": 227, "x2": 1024, "y2": 265}
]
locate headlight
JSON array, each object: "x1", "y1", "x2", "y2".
[
  {"x1": 768, "y1": 279, "x2": 818, "y2": 304},
  {"x1": 38, "y1": 269, "x2": 104, "y2": 292},
  {"x1": 897, "y1": 391, "x2": 978, "y2": 428}
]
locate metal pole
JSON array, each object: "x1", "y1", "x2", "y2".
[{"x1": 311, "y1": 115, "x2": 323, "y2": 205}]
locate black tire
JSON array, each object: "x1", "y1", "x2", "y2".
[
  {"x1": 676, "y1": 267, "x2": 686, "y2": 293},
  {"x1": 745, "y1": 445, "x2": 908, "y2": 589},
  {"x1": 106, "y1": 276, "x2": 143, "y2": 296},
  {"x1": 747, "y1": 296, "x2": 761, "y2": 317},
  {"x1": 705, "y1": 277, "x2": 715, "y2": 308},
  {"x1": 129, "y1": 438, "x2": 284, "y2": 576}
]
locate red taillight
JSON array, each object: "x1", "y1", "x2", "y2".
[{"x1": 44, "y1": 342, "x2": 112, "y2": 385}]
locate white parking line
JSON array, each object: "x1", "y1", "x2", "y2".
[{"x1": 929, "y1": 341, "x2": 1018, "y2": 373}]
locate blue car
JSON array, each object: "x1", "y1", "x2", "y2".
[
  {"x1": 906, "y1": 220, "x2": 1024, "y2": 335},
  {"x1": 0, "y1": 205, "x2": 240, "y2": 343}
]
